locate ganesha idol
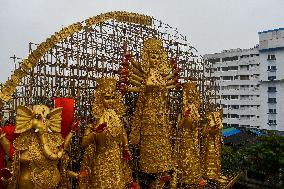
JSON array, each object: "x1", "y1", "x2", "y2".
[{"x1": 7, "y1": 104, "x2": 78, "y2": 189}]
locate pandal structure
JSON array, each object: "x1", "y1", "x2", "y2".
[{"x1": 0, "y1": 11, "x2": 235, "y2": 189}]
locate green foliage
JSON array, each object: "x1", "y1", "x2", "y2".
[
  {"x1": 221, "y1": 134, "x2": 284, "y2": 187},
  {"x1": 238, "y1": 134, "x2": 284, "y2": 187},
  {"x1": 221, "y1": 146, "x2": 242, "y2": 174},
  {"x1": 240, "y1": 134, "x2": 284, "y2": 174}
]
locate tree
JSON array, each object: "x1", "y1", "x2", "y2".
[
  {"x1": 239, "y1": 134, "x2": 284, "y2": 187},
  {"x1": 222, "y1": 146, "x2": 242, "y2": 175}
]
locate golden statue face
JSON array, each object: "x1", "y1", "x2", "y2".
[
  {"x1": 103, "y1": 92, "x2": 116, "y2": 109},
  {"x1": 148, "y1": 51, "x2": 160, "y2": 68},
  {"x1": 213, "y1": 111, "x2": 223, "y2": 130},
  {"x1": 207, "y1": 111, "x2": 223, "y2": 134},
  {"x1": 208, "y1": 114, "x2": 215, "y2": 127},
  {"x1": 93, "y1": 77, "x2": 126, "y2": 118},
  {"x1": 141, "y1": 38, "x2": 170, "y2": 74},
  {"x1": 15, "y1": 105, "x2": 62, "y2": 134},
  {"x1": 32, "y1": 105, "x2": 51, "y2": 132}
]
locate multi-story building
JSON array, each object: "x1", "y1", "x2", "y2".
[
  {"x1": 258, "y1": 28, "x2": 284, "y2": 131},
  {"x1": 204, "y1": 28, "x2": 284, "y2": 131},
  {"x1": 204, "y1": 48, "x2": 261, "y2": 129}
]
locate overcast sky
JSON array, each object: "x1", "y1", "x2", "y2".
[{"x1": 0, "y1": 0, "x2": 284, "y2": 82}]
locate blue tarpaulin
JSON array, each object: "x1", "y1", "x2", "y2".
[
  {"x1": 222, "y1": 127, "x2": 241, "y2": 137},
  {"x1": 249, "y1": 129, "x2": 263, "y2": 136}
]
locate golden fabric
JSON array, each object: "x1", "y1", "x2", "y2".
[
  {"x1": 130, "y1": 86, "x2": 173, "y2": 174},
  {"x1": 129, "y1": 38, "x2": 174, "y2": 175},
  {"x1": 80, "y1": 77, "x2": 132, "y2": 189},
  {"x1": 178, "y1": 107, "x2": 202, "y2": 185},
  {"x1": 177, "y1": 82, "x2": 202, "y2": 185},
  {"x1": 202, "y1": 111, "x2": 223, "y2": 180},
  {"x1": 9, "y1": 131, "x2": 63, "y2": 189},
  {"x1": 8, "y1": 105, "x2": 64, "y2": 189},
  {"x1": 80, "y1": 110, "x2": 132, "y2": 189}
]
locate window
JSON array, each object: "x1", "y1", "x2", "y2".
[
  {"x1": 268, "y1": 87, "x2": 276, "y2": 92},
  {"x1": 267, "y1": 54, "x2": 276, "y2": 60},
  {"x1": 240, "y1": 65, "x2": 249, "y2": 70},
  {"x1": 268, "y1": 109, "x2": 277, "y2": 114},
  {"x1": 268, "y1": 120, "x2": 277, "y2": 125},
  {"x1": 271, "y1": 66, "x2": 277, "y2": 71},
  {"x1": 222, "y1": 76, "x2": 234, "y2": 80},
  {"x1": 240, "y1": 85, "x2": 250, "y2": 90},
  {"x1": 240, "y1": 55, "x2": 250, "y2": 59},
  {"x1": 222, "y1": 104, "x2": 228, "y2": 108},
  {"x1": 231, "y1": 114, "x2": 239, "y2": 118},
  {"x1": 231, "y1": 105, "x2": 239, "y2": 109},
  {"x1": 230, "y1": 95, "x2": 238, "y2": 100},
  {"x1": 221, "y1": 67, "x2": 228, "y2": 71},
  {"x1": 268, "y1": 76, "x2": 276, "y2": 81},
  {"x1": 222, "y1": 95, "x2": 229, "y2": 100},
  {"x1": 228, "y1": 66, "x2": 238, "y2": 71},
  {"x1": 268, "y1": 98, "x2": 277, "y2": 103},
  {"x1": 222, "y1": 56, "x2": 238, "y2": 62},
  {"x1": 268, "y1": 66, "x2": 277, "y2": 71},
  {"x1": 240, "y1": 95, "x2": 250, "y2": 100},
  {"x1": 250, "y1": 54, "x2": 259, "y2": 57},
  {"x1": 231, "y1": 124, "x2": 239, "y2": 127},
  {"x1": 240, "y1": 75, "x2": 250, "y2": 80},
  {"x1": 208, "y1": 58, "x2": 221, "y2": 63}
]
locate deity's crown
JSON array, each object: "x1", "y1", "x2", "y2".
[
  {"x1": 143, "y1": 38, "x2": 163, "y2": 52},
  {"x1": 183, "y1": 81, "x2": 197, "y2": 90},
  {"x1": 96, "y1": 77, "x2": 117, "y2": 92}
]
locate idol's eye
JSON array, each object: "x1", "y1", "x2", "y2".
[
  {"x1": 35, "y1": 114, "x2": 41, "y2": 119},
  {"x1": 105, "y1": 96, "x2": 111, "y2": 100},
  {"x1": 46, "y1": 114, "x2": 51, "y2": 119},
  {"x1": 104, "y1": 95, "x2": 115, "y2": 100}
]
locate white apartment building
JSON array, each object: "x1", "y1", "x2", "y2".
[
  {"x1": 258, "y1": 28, "x2": 284, "y2": 131},
  {"x1": 204, "y1": 48, "x2": 261, "y2": 129},
  {"x1": 204, "y1": 28, "x2": 284, "y2": 131}
]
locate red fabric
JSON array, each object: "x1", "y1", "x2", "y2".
[
  {"x1": 125, "y1": 53, "x2": 131, "y2": 61},
  {"x1": 213, "y1": 124, "x2": 219, "y2": 130},
  {"x1": 79, "y1": 169, "x2": 89, "y2": 177},
  {"x1": 160, "y1": 175, "x2": 171, "y2": 183},
  {"x1": 183, "y1": 108, "x2": 191, "y2": 118},
  {"x1": 0, "y1": 168, "x2": 12, "y2": 180},
  {"x1": 54, "y1": 98, "x2": 74, "y2": 139},
  {"x1": 122, "y1": 149, "x2": 131, "y2": 161},
  {"x1": 0, "y1": 125, "x2": 17, "y2": 159},
  {"x1": 175, "y1": 82, "x2": 181, "y2": 89},
  {"x1": 71, "y1": 120, "x2": 80, "y2": 133},
  {"x1": 95, "y1": 123, "x2": 107, "y2": 133},
  {"x1": 199, "y1": 179, "x2": 207, "y2": 188},
  {"x1": 129, "y1": 181, "x2": 140, "y2": 189},
  {"x1": 0, "y1": 125, "x2": 17, "y2": 189}
]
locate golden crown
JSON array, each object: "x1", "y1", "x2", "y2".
[
  {"x1": 143, "y1": 38, "x2": 163, "y2": 52},
  {"x1": 96, "y1": 77, "x2": 117, "y2": 92},
  {"x1": 183, "y1": 81, "x2": 198, "y2": 91}
]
